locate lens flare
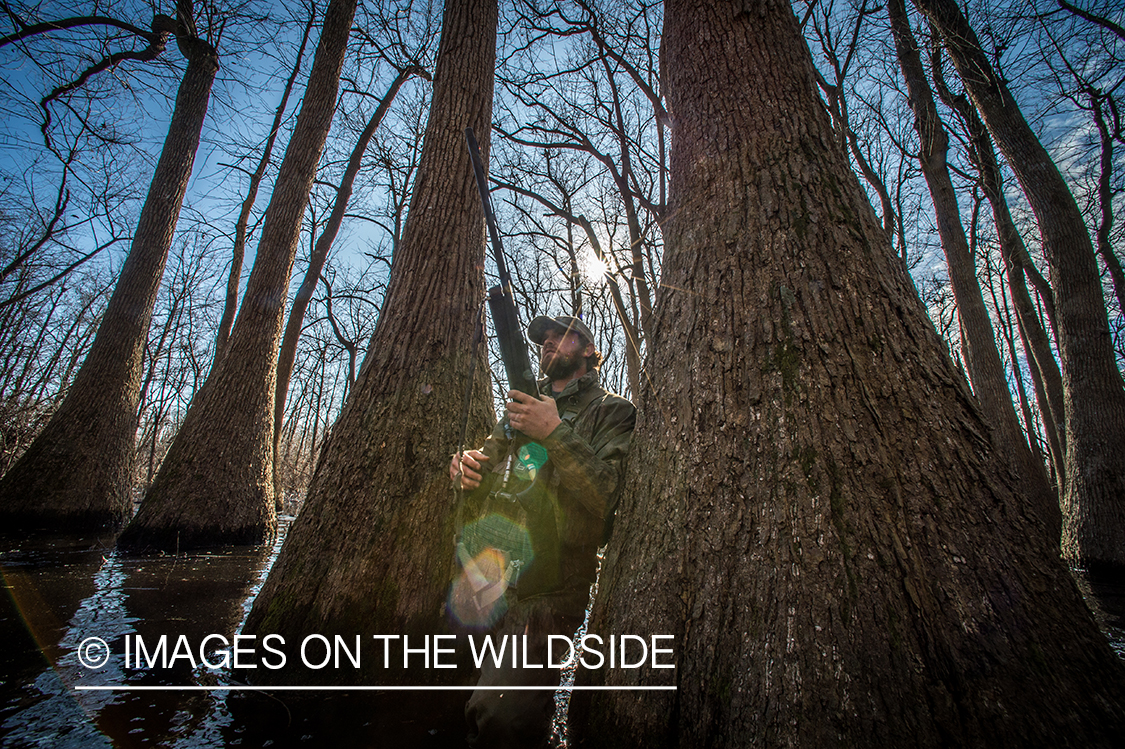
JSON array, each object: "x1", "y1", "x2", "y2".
[
  {"x1": 449, "y1": 547, "x2": 510, "y2": 628},
  {"x1": 449, "y1": 513, "x2": 536, "y2": 628}
]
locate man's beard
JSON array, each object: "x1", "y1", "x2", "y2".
[{"x1": 542, "y1": 349, "x2": 583, "y2": 380}]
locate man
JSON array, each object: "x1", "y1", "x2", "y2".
[{"x1": 450, "y1": 315, "x2": 636, "y2": 748}]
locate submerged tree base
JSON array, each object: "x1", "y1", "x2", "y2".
[
  {"x1": 117, "y1": 472, "x2": 275, "y2": 553},
  {"x1": 0, "y1": 506, "x2": 129, "y2": 534},
  {"x1": 0, "y1": 413, "x2": 134, "y2": 534},
  {"x1": 116, "y1": 517, "x2": 275, "y2": 553}
]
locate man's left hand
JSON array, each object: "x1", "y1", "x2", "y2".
[{"x1": 506, "y1": 390, "x2": 561, "y2": 440}]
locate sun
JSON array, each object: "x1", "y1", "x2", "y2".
[{"x1": 577, "y1": 245, "x2": 610, "y2": 287}]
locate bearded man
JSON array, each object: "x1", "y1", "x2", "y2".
[{"x1": 450, "y1": 315, "x2": 636, "y2": 748}]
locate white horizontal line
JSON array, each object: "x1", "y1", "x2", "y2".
[{"x1": 74, "y1": 685, "x2": 676, "y2": 692}]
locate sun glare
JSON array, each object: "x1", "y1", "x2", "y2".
[{"x1": 578, "y1": 245, "x2": 610, "y2": 287}]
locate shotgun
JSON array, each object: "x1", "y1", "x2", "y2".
[
  {"x1": 454, "y1": 130, "x2": 559, "y2": 607},
  {"x1": 464, "y1": 127, "x2": 539, "y2": 398}
]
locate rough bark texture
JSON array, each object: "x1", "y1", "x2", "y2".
[
  {"x1": 242, "y1": 0, "x2": 497, "y2": 685},
  {"x1": 272, "y1": 65, "x2": 421, "y2": 484},
  {"x1": 0, "y1": 37, "x2": 218, "y2": 530},
  {"x1": 570, "y1": 1, "x2": 1125, "y2": 746},
  {"x1": 887, "y1": 0, "x2": 1057, "y2": 537},
  {"x1": 912, "y1": 0, "x2": 1125, "y2": 570},
  {"x1": 117, "y1": 0, "x2": 357, "y2": 551}
]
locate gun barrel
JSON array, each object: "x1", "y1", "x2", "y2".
[
  {"x1": 465, "y1": 127, "x2": 512, "y2": 289},
  {"x1": 466, "y1": 127, "x2": 539, "y2": 399},
  {"x1": 488, "y1": 286, "x2": 539, "y2": 397}
]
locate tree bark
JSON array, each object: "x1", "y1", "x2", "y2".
[
  {"x1": 272, "y1": 64, "x2": 422, "y2": 491},
  {"x1": 912, "y1": 0, "x2": 1125, "y2": 570},
  {"x1": 242, "y1": 0, "x2": 497, "y2": 685},
  {"x1": 0, "y1": 33, "x2": 218, "y2": 531},
  {"x1": 213, "y1": 8, "x2": 315, "y2": 365},
  {"x1": 886, "y1": 0, "x2": 1057, "y2": 538},
  {"x1": 117, "y1": 0, "x2": 357, "y2": 551},
  {"x1": 570, "y1": 0, "x2": 1125, "y2": 745}
]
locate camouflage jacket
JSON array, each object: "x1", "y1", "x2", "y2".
[{"x1": 472, "y1": 369, "x2": 636, "y2": 595}]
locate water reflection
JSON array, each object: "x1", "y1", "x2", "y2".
[
  {"x1": 0, "y1": 519, "x2": 468, "y2": 747},
  {"x1": 2, "y1": 520, "x2": 1123, "y2": 747},
  {"x1": 0, "y1": 523, "x2": 281, "y2": 747},
  {"x1": 1, "y1": 531, "x2": 116, "y2": 746}
]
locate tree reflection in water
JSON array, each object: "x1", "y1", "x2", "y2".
[{"x1": 1, "y1": 519, "x2": 1121, "y2": 746}]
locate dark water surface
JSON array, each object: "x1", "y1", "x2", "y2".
[
  {"x1": 0, "y1": 519, "x2": 466, "y2": 747},
  {"x1": 2, "y1": 518, "x2": 1123, "y2": 747}
]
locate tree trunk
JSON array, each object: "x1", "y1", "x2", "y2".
[
  {"x1": 886, "y1": 0, "x2": 1057, "y2": 538},
  {"x1": 570, "y1": 1, "x2": 1125, "y2": 745},
  {"x1": 117, "y1": 0, "x2": 357, "y2": 551},
  {"x1": 1090, "y1": 91, "x2": 1125, "y2": 323},
  {"x1": 272, "y1": 64, "x2": 422, "y2": 491},
  {"x1": 930, "y1": 46, "x2": 1069, "y2": 488},
  {"x1": 912, "y1": 0, "x2": 1125, "y2": 570},
  {"x1": 991, "y1": 268, "x2": 1046, "y2": 474},
  {"x1": 213, "y1": 8, "x2": 315, "y2": 366},
  {"x1": 242, "y1": 0, "x2": 497, "y2": 684},
  {"x1": 0, "y1": 35, "x2": 218, "y2": 531}
]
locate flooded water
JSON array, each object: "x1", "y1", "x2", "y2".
[
  {"x1": 2, "y1": 519, "x2": 1123, "y2": 748},
  {"x1": 0, "y1": 519, "x2": 466, "y2": 747},
  {"x1": 1079, "y1": 571, "x2": 1125, "y2": 662}
]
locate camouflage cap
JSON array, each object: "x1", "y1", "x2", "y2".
[{"x1": 527, "y1": 315, "x2": 595, "y2": 345}]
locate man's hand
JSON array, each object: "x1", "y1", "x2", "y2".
[
  {"x1": 506, "y1": 390, "x2": 561, "y2": 441},
  {"x1": 451, "y1": 449, "x2": 490, "y2": 490}
]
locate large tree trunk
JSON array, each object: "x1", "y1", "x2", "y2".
[
  {"x1": 912, "y1": 0, "x2": 1125, "y2": 570},
  {"x1": 242, "y1": 0, "x2": 497, "y2": 684},
  {"x1": 886, "y1": 0, "x2": 1057, "y2": 538},
  {"x1": 117, "y1": 0, "x2": 357, "y2": 551},
  {"x1": 570, "y1": 1, "x2": 1125, "y2": 746},
  {"x1": 0, "y1": 34, "x2": 218, "y2": 531},
  {"x1": 272, "y1": 64, "x2": 422, "y2": 492}
]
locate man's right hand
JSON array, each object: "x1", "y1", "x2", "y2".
[{"x1": 450, "y1": 449, "x2": 490, "y2": 490}]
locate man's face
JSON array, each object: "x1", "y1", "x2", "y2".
[{"x1": 540, "y1": 328, "x2": 589, "y2": 380}]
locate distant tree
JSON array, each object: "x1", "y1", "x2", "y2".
[
  {"x1": 807, "y1": 0, "x2": 900, "y2": 244},
  {"x1": 243, "y1": 0, "x2": 498, "y2": 682},
  {"x1": 212, "y1": 2, "x2": 316, "y2": 365},
  {"x1": 913, "y1": 0, "x2": 1125, "y2": 569},
  {"x1": 0, "y1": 0, "x2": 218, "y2": 530},
  {"x1": 0, "y1": 272, "x2": 109, "y2": 474},
  {"x1": 571, "y1": 0, "x2": 1125, "y2": 745},
  {"x1": 1041, "y1": 0, "x2": 1125, "y2": 338},
  {"x1": 929, "y1": 40, "x2": 1069, "y2": 489},
  {"x1": 490, "y1": 156, "x2": 645, "y2": 397},
  {"x1": 887, "y1": 0, "x2": 1057, "y2": 536},
  {"x1": 497, "y1": 0, "x2": 664, "y2": 399},
  {"x1": 118, "y1": 0, "x2": 358, "y2": 550},
  {"x1": 134, "y1": 231, "x2": 224, "y2": 490},
  {"x1": 272, "y1": 61, "x2": 426, "y2": 493}
]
